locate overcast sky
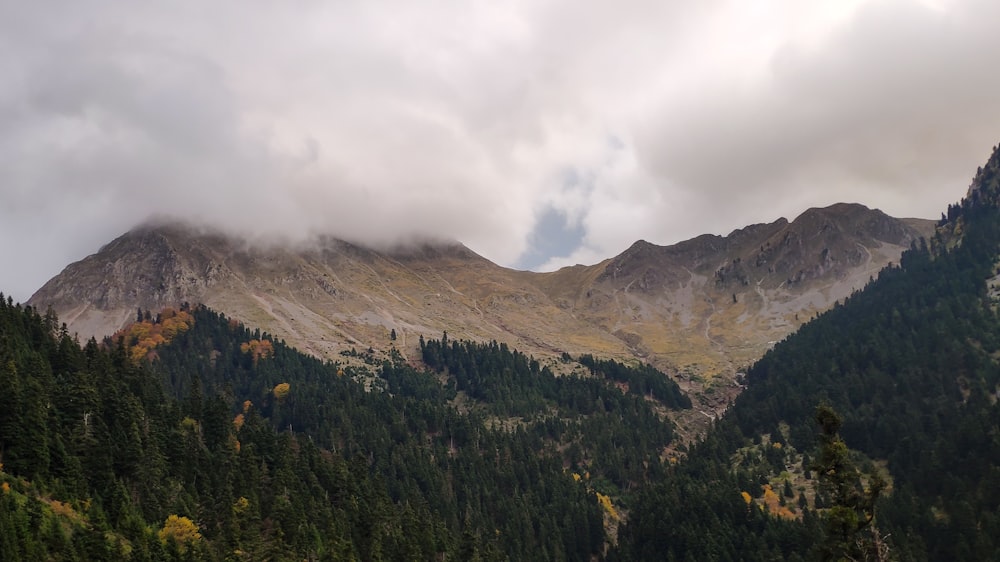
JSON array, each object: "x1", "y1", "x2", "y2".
[{"x1": 3, "y1": 0, "x2": 1000, "y2": 302}]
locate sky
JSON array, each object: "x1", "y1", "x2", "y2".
[{"x1": 3, "y1": 0, "x2": 1000, "y2": 302}]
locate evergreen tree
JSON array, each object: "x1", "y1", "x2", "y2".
[{"x1": 812, "y1": 404, "x2": 887, "y2": 561}]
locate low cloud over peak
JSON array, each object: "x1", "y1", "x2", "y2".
[{"x1": 3, "y1": 0, "x2": 999, "y2": 301}]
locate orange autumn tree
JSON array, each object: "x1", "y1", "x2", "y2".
[
  {"x1": 240, "y1": 339, "x2": 274, "y2": 364},
  {"x1": 113, "y1": 307, "x2": 195, "y2": 363},
  {"x1": 760, "y1": 484, "x2": 796, "y2": 520}
]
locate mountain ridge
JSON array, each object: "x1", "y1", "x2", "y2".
[{"x1": 29, "y1": 202, "x2": 934, "y2": 420}]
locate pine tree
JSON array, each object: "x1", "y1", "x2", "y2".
[{"x1": 812, "y1": 404, "x2": 887, "y2": 561}]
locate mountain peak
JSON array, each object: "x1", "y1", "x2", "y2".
[{"x1": 383, "y1": 239, "x2": 486, "y2": 263}]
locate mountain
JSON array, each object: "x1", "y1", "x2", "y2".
[
  {"x1": 28, "y1": 204, "x2": 933, "y2": 418},
  {"x1": 614, "y1": 145, "x2": 1000, "y2": 560},
  {"x1": 532, "y1": 203, "x2": 933, "y2": 376},
  {"x1": 26, "y1": 223, "x2": 630, "y2": 363}
]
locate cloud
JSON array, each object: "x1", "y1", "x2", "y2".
[
  {"x1": 639, "y1": 0, "x2": 999, "y2": 195},
  {"x1": 2, "y1": 0, "x2": 999, "y2": 301}
]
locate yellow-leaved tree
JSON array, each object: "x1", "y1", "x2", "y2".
[
  {"x1": 761, "y1": 484, "x2": 795, "y2": 520},
  {"x1": 273, "y1": 382, "x2": 291, "y2": 400},
  {"x1": 158, "y1": 514, "x2": 202, "y2": 552},
  {"x1": 596, "y1": 492, "x2": 620, "y2": 521}
]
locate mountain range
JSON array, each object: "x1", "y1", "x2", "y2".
[{"x1": 29, "y1": 203, "x2": 933, "y2": 421}]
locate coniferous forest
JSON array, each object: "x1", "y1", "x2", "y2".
[
  {"x1": 5, "y1": 146, "x2": 1000, "y2": 560},
  {"x1": 0, "y1": 295, "x2": 687, "y2": 560}
]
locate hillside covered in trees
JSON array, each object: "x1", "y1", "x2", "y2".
[
  {"x1": 0, "y1": 286, "x2": 692, "y2": 560},
  {"x1": 614, "y1": 146, "x2": 1000, "y2": 560}
]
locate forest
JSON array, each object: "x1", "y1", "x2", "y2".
[{"x1": 0, "y1": 290, "x2": 689, "y2": 560}]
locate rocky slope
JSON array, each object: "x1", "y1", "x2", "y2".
[
  {"x1": 29, "y1": 204, "x2": 933, "y2": 417},
  {"x1": 533, "y1": 203, "x2": 933, "y2": 375}
]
